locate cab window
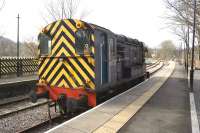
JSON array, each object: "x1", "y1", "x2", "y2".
[
  {"x1": 38, "y1": 33, "x2": 51, "y2": 56},
  {"x1": 75, "y1": 29, "x2": 90, "y2": 54}
]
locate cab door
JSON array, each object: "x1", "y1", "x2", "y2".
[
  {"x1": 95, "y1": 31, "x2": 108, "y2": 87},
  {"x1": 100, "y1": 33, "x2": 108, "y2": 84}
]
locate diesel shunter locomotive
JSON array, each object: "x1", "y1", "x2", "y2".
[{"x1": 31, "y1": 19, "x2": 146, "y2": 115}]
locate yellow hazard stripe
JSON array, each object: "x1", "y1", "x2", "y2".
[
  {"x1": 77, "y1": 57, "x2": 95, "y2": 78},
  {"x1": 64, "y1": 20, "x2": 77, "y2": 32},
  {"x1": 56, "y1": 48, "x2": 95, "y2": 89},
  {"x1": 50, "y1": 20, "x2": 60, "y2": 35},
  {"x1": 52, "y1": 25, "x2": 75, "y2": 45},
  {"x1": 63, "y1": 69, "x2": 77, "y2": 88},
  {"x1": 62, "y1": 36, "x2": 95, "y2": 78},
  {"x1": 91, "y1": 46, "x2": 95, "y2": 54},
  {"x1": 63, "y1": 62, "x2": 83, "y2": 86},
  {"x1": 46, "y1": 61, "x2": 62, "y2": 82},
  {"x1": 91, "y1": 35, "x2": 94, "y2": 41},
  {"x1": 51, "y1": 68, "x2": 76, "y2": 88},
  {"x1": 38, "y1": 58, "x2": 50, "y2": 75},
  {"x1": 52, "y1": 36, "x2": 95, "y2": 78},
  {"x1": 58, "y1": 79, "x2": 69, "y2": 88},
  {"x1": 51, "y1": 68, "x2": 65, "y2": 86},
  {"x1": 42, "y1": 58, "x2": 58, "y2": 78}
]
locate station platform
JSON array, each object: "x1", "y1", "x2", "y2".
[
  {"x1": 0, "y1": 75, "x2": 37, "y2": 86},
  {"x1": 119, "y1": 62, "x2": 191, "y2": 133},
  {"x1": 45, "y1": 61, "x2": 192, "y2": 133},
  {"x1": 193, "y1": 69, "x2": 200, "y2": 128}
]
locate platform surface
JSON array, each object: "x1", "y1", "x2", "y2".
[
  {"x1": 0, "y1": 75, "x2": 37, "y2": 85},
  {"x1": 46, "y1": 62, "x2": 177, "y2": 133},
  {"x1": 120, "y1": 63, "x2": 191, "y2": 133},
  {"x1": 194, "y1": 69, "x2": 200, "y2": 127}
]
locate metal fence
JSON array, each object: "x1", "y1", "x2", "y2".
[{"x1": 0, "y1": 57, "x2": 38, "y2": 78}]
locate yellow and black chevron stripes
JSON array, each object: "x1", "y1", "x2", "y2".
[{"x1": 39, "y1": 19, "x2": 95, "y2": 90}]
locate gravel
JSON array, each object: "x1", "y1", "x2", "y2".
[{"x1": 0, "y1": 101, "x2": 60, "y2": 133}]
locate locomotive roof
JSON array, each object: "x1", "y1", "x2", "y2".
[
  {"x1": 115, "y1": 34, "x2": 143, "y2": 47},
  {"x1": 89, "y1": 24, "x2": 143, "y2": 47},
  {"x1": 89, "y1": 23, "x2": 112, "y2": 33}
]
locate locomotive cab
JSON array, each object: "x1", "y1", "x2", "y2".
[{"x1": 31, "y1": 19, "x2": 96, "y2": 115}]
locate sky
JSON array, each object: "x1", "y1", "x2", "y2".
[{"x1": 0, "y1": 0, "x2": 179, "y2": 48}]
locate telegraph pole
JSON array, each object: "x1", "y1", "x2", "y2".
[
  {"x1": 17, "y1": 14, "x2": 20, "y2": 77},
  {"x1": 190, "y1": 0, "x2": 197, "y2": 92},
  {"x1": 186, "y1": 25, "x2": 189, "y2": 75},
  {"x1": 17, "y1": 14, "x2": 20, "y2": 57}
]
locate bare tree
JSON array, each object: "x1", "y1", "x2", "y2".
[
  {"x1": 164, "y1": 0, "x2": 200, "y2": 52},
  {"x1": 21, "y1": 41, "x2": 38, "y2": 57},
  {"x1": 0, "y1": 0, "x2": 5, "y2": 11},
  {"x1": 163, "y1": 0, "x2": 200, "y2": 72},
  {"x1": 43, "y1": 0, "x2": 91, "y2": 23},
  {"x1": 157, "y1": 40, "x2": 177, "y2": 60}
]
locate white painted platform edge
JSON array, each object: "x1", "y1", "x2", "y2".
[{"x1": 190, "y1": 92, "x2": 200, "y2": 133}]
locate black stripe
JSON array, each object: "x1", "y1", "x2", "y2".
[
  {"x1": 49, "y1": 64, "x2": 74, "y2": 88},
  {"x1": 51, "y1": 21, "x2": 62, "y2": 38},
  {"x1": 39, "y1": 58, "x2": 83, "y2": 88},
  {"x1": 81, "y1": 56, "x2": 94, "y2": 70},
  {"x1": 64, "y1": 57, "x2": 86, "y2": 84},
  {"x1": 44, "y1": 59, "x2": 59, "y2": 81},
  {"x1": 68, "y1": 19, "x2": 76, "y2": 28},
  {"x1": 48, "y1": 63, "x2": 63, "y2": 85},
  {"x1": 48, "y1": 22, "x2": 56, "y2": 33},
  {"x1": 62, "y1": 20, "x2": 75, "y2": 36},
  {"x1": 52, "y1": 43, "x2": 94, "y2": 81},
  {"x1": 64, "y1": 44, "x2": 94, "y2": 81},
  {"x1": 39, "y1": 58, "x2": 54, "y2": 78},
  {"x1": 62, "y1": 64, "x2": 79, "y2": 86},
  {"x1": 51, "y1": 31, "x2": 63, "y2": 50},
  {"x1": 52, "y1": 30, "x2": 94, "y2": 72},
  {"x1": 51, "y1": 21, "x2": 75, "y2": 50},
  {"x1": 38, "y1": 57, "x2": 46, "y2": 68},
  {"x1": 56, "y1": 74, "x2": 72, "y2": 88},
  {"x1": 60, "y1": 31, "x2": 94, "y2": 70},
  {"x1": 51, "y1": 31, "x2": 75, "y2": 51},
  {"x1": 47, "y1": 22, "x2": 56, "y2": 37},
  {"x1": 61, "y1": 62, "x2": 79, "y2": 86}
]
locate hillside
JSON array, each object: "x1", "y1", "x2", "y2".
[
  {"x1": 0, "y1": 36, "x2": 38, "y2": 57},
  {"x1": 0, "y1": 36, "x2": 17, "y2": 56}
]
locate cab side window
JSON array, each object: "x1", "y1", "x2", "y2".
[
  {"x1": 75, "y1": 29, "x2": 90, "y2": 55},
  {"x1": 38, "y1": 33, "x2": 51, "y2": 56}
]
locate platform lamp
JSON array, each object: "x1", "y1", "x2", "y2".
[{"x1": 190, "y1": 0, "x2": 197, "y2": 92}]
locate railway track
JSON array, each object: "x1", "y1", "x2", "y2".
[
  {"x1": 0, "y1": 98, "x2": 48, "y2": 118},
  {"x1": 18, "y1": 60, "x2": 164, "y2": 133},
  {"x1": 0, "y1": 95, "x2": 28, "y2": 106},
  {"x1": 146, "y1": 60, "x2": 161, "y2": 70}
]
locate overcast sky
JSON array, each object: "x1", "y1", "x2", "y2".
[{"x1": 0, "y1": 0, "x2": 179, "y2": 48}]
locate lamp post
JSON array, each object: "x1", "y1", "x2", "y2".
[{"x1": 190, "y1": 0, "x2": 197, "y2": 92}]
